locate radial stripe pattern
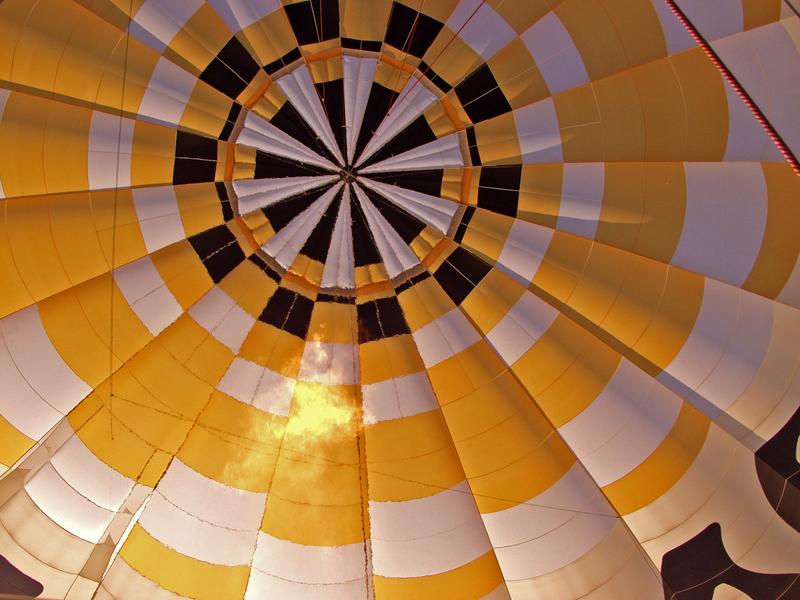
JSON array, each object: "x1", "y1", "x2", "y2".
[{"x1": 0, "y1": 1, "x2": 799, "y2": 600}]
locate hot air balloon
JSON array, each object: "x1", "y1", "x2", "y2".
[{"x1": 0, "y1": 0, "x2": 799, "y2": 598}]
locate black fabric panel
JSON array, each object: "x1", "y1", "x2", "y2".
[
  {"x1": 174, "y1": 132, "x2": 217, "y2": 184},
  {"x1": 433, "y1": 260, "x2": 474, "y2": 306},
  {"x1": 317, "y1": 293, "x2": 355, "y2": 304},
  {"x1": 203, "y1": 243, "x2": 245, "y2": 283},
  {"x1": 215, "y1": 181, "x2": 234, "y2": 221},
  {"x1": 301, "y1": 192, "x2": 342, "y2": 262},
  {"x1": 478, "y1": 165, "x2": 521, "y2": 217},
  {"x1": 0, "y1": 554, "x2": 44, "y2": 598},
  {"x1": 199, "y1": 37, "x2": 260, "y2": 99},
  {"x1": 260, "y1": 288, "x2": 314, "y2": 338},
  {"x1": 366, "y1": 189, "x2": 426, "y2": 243},
  {"x1": 284, "y1": 292, "x2": 315, "y2": 339},
  {"x1": 455, "y1": 64, "x2": 512, "y2": 123},
  {"x1": 316, "y1": 79, "x2": 346, "y2": 159},
  {"x1": 285, "y1": 0, "x2": 340, "y2": 45},
  {"x1": 756, "y1": 406, "x2": 800, "y2": 532},
  {"x1": 248, "y1": 255, "x2": 280, "y2": 282},
  {"x1": 448, "y1": 246, "x2": 491, "y2": 285},
  {"x1": 454, "y1": 205, "x2": 476, "y2": 244},
  {"x1": 271, "y1": 102, "x2": 337, "y2": 164},
  {"x1": 353, "y1": 84, "x2": 399, "y2": 164},
  {"x1": 174, "y1": 159, "x2": 216, "y2": 184},
  {"x1": 660, "y1": 523, "x2": 800, "y2": 599},
  {"x1": 366, "y1": 169, "x2": 442, "y2": 196},
  {"x1": 188, "y1": 225, "x2": 245, "y2": 283},
  {"x1": 418, "y1": 60, "x2": 451, "y2": 92},
  {"x1": 376, "y1": 296, "x2": 409, "y2": 337},
  {"x1": 356, "y1": 300, "x2": 382, "y2": 343},
  {"x1": 262, "y1": 189, "x2": 322, "y2": 232},
  {"x1": 351, "y1": 195, "x2": 382, "y2": 266},
  {"x1": 254, "y1": 150, "x2": 328, "y2": 178},
  {"x1": 264, "y1": 47, "x2": 302, "y2": 75},
  {"x1": 176, "y1": 131, "x2": 217, "y2": 160},
  {"x1": 341, "y1": 38, "x2": 382, "y2": 52},
  {"x1": 395, "y1": 270, "x2": 430, "y2": 294},
  {"x1": 466, "y1": 126, "x2": 481, "y2": 166},
  {"x1": 384, "y1": 1, "x2": 443, "y2": 58},
  {"x1": 219, "y1": 102, "x2": 242, "y2": 141},
  {"x1": 362, "y1": 115, "x2": 436, "y2": 167}
]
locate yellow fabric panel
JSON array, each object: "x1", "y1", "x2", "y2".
[
  {"x1": 157, "y1": 314, "x2": 211, "y2": 365},
  {"x1": 180, "y1": 83, "x2": 231, "y2": 138},
  {"x1": 0, "y1": 415, "x2": 34, "y2": 468},
  {"x1": 460, "y1": 269, "x2": 524, "y2": 333},
  {"x1": 120, "y1": 526, "x2": 249, "y2": 600},
  {"x1": 48, "y1": 192, "x2": 110, "y2": 286},
  {"x1": 565, "y1": 243, "x2": 634, "y2": 325},
  {"x1": 239, "y1": 321, "x2": 304, "y2": 376},
  {"x1": 182, "y1": 333, "x2": 235, "y2": 386},
  {"x1": 308, "y1": 301, "x2": 357, "y2": 344},
  {"x1": 0, "y1": 205, "x2": 35, "y2": 317},
  {"x1": 359, "y1": 334, "x2": 426, "y2": 385},
  {"x1": 398, "y1": 275, "x2": 456, "y2": 329},
  {"x1": 241, "y1": 11, "x2": 297, "y2": 67},
  {"x1": 631, "y1": 267, "x2": 704, "y2": 376},
  {"x1": 91, "y1": 189, "x2": 150, "y2": 271},
  {"x1": 598, "y1": 0, "x2": 667, "y2": 67},
  {"x1": 603, "y1": 402, "x2": 710, "y2": 515},
  {"x1": 553, "y1": 85, "x2": 604, "y2": 164},
  {"x1": 218, "y1": 259, "x2": 278, "y2": 318},
  {"x1": 4, "y1": 195, "x2": 72, "y2": 303},
  {"x1": 487, "y1": 0, "x2": 553, "y2": 34},
  {"x1": 167, "y1": 4, "x2": 231, "y2": 74},
  {"x1": 473, "y1": 113, "x2": 521, "y2": 165},
  {"x1": 427, "y1": 342, "x2": 507, "y2": 406},
  {"x1": 460, "y1": 209, "x2": 513, "y2": 263},
  {"x1": 532, "y1": 333, "x2": 621, "y2": 428},
  {"x1": 179, "y1": 392, "x2": 284, "y2": 493},
  {"x1": 593, "y1": 74, "x2": 645, "y2": 160},
  {"x1": 532, "y1": 231, "x2": 592, "y2": 303},
  {"x1": 670, "y1": 48, "x2": 728, "y2": 161},
  {"x1": 366, "y1": 410, "x2": 466, "y2": 502},
  {"x1": 743, "y1": 163, "x2": 800, "y2": 298},
  {"x1": 742, "y1": 0, "x2": 782, "y2": 30},
  {"x1": 373, "y1": 550, "x2": 505, "y2": 600},
  {"x1": 341, "y1": 0, "x2": 394, "y2": 41},
  {"x1": 491, "y1": 39, "x2": 549, "y2": 109},
  {"x1": 425, "y1": 34, "x2": 482, "y2": 92},
  {"x1": 262, "y1": 383, "x2": 365, "y2": 545},
  {"x1": 175, "y1": 184, "x2": 225, "y2": 238},
  {"x1": 37, "y1": 275, "x2": 153, "y2": 386},
  {"x1": 517, "y1": 165, "x2": 563, "y2": 229},
  {"x1": 130, "y1": 121, "x2": 177, "y2": 187},
  {"x1": 150, "y1": 241, "x2": 214, "y2": 309}
]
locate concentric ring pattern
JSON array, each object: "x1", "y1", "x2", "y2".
[{"x1": 0, "y1": 1, "x2": 799, "y2": 599}]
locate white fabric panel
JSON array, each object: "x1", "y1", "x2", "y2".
[
  {"x1": 218, "y1": 357, "x2": 295, "y2": 417},
  {"x1": 487, "y1": 292, "x2": 558, "y2": 366},
  {"x1": 482, "y1": 464, "x2": 616, "y2": 579},
  {"x1": 357, "y1": 77, "x2": 437, "y2": 166},
  {"x1": 559, "y1": 359, "x2": 683, "y2": 487},
  {"x1": 189, "y1": 286, "x2": 235, "y2": 331},
  {"x1": 251, "y1": 533, "x2": 365, "y2": 584},
  {"x1": 521, "y1": 13, "x2": 590, "y2": 95},
  {"x1": 51, "y1": 434, "x2": 136, "y2": 512},
  {"x1": 0, "y1": 91, "x2": 6, "y2": 198},
  {"x1": 102, "y1": 559, "x2": 189, "y2": 600},
  {"x1": 496, "y1": 219, "x2": 554, "y2": 284},
  {"x1": 132, "y1": 186, "x2": 185, "y2": 252},
  {"x1": 353, "y1": 184, "x2": 420, "y2": 278},
  {"x1": 246, "y1": 571, "x2": 367, "y2": 600},
  {"x1": 362, "y1": 372, "x2": 439, "y2": 424},
  {"x1": 1, "y1": 305, "x2": 91, "y2": 415},
  {"x1": 672, "y1": 163, "x2": 767, "y2": 286},
  {"x1": 137, "y1": 57, "x2": 196, "y2": 127},
  {"x1": 138, "y1": 493, "x2": 257, "y2": 566},
  {"x1": 213, "y1": 304, "x2": 255, "y2": 353},
  {"x1": 115, "y1": 256, "x2": 182, "y2": 336},
  {"x1": 88, "y1": 111, "x2": 134, "y2": 190},
  {"x1": 25, "y1": 463, "x2": 115, "y2": 543},
  {"x1": 714, "y1": 20, "x2": 800, "y2": 157},
  {"x1": 299, "y1": 341, "x2": 359, "y2": 385},
  {"x1": 234, "y1": 175, "x2": 338, "y2": 215},
  {"x1": 448, "y1": 0, "x2": 516, "y2": 59},
  {"x1": 275, "y1": 66, "x2": 344, "y2": 164},
  {"x1": 264, "y1": 184, "x2": 341, "y2": 269},
  {"x1": 358, "y1": 177, "x2": 459, "y2": 234},
  {"x1": 673, "y1": 0, "x2": 743, "y2": 41},
  {"x1": 722, "y1": 80, "x2": 782, "y2": 162},
  {"x1": 412, "y1": 308, "x2": 482, "y2": 368},
  {"x1": 659, "y1": 280, "x2": 773, "y2": 418},
  {"x1": 156, "y1": 459, "x2": 265, "y2": 530},
  {"x1": 208, "y1": 0, "x2": 280, "y2": 31},
  {"x1": 343, "y1": 56, "x2": 378, "y2": 163},
  {"x1": 513, "y1": 99, "x2": 563, "y2": 163},
  {"x1": 370, "y1": 482, "x2": 492, "y2": 577},
  {"x1": 649, "y1": 0, "x2": 695, "y2": 54},
  {"x1": 130, "y1": 0, "x2": 203, "y2": 52},
  {"x1": 321, "y1": 186, "x2": 355, "y2": 289},
  {"x1": 556, "y1": 163, "x2": 604, "y2": 240},
  {"x1": 238, "y1": 111, "x2": 337, "y2": 171},
  {"x1": 360, "y1": 134, "x2": 464, "y2": 173}
]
